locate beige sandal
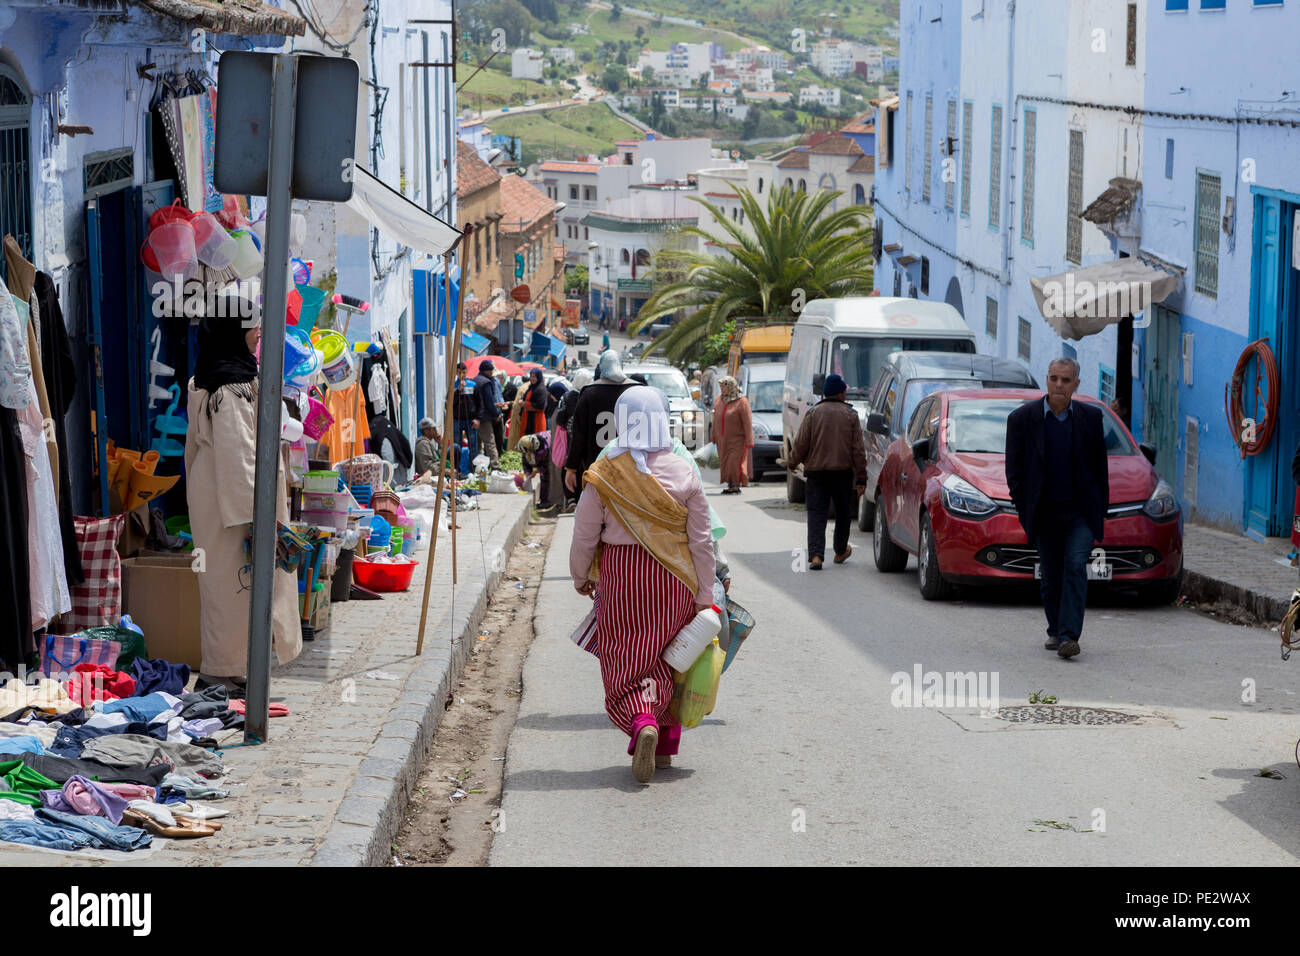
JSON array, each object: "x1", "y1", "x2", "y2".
[{"x1": 122, "y1": 807, "x2": 219, "y2": 839}]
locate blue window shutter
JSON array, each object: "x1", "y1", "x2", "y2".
[{"x1": 1166, "y1": 0, "x2": 1188, "y2": 9}]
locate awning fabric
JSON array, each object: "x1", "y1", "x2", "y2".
[
  {"x1": 138, "y1": 0, "x2": 307, "y2": 36},
  {"x1": 548, "y1": 335, "x2": 567, "y2": 360},
  {"x1": 1029, "y1": 259, "x2": 1180, "y2": 341},
  {"x1": 461, "y1": 331, "x2": 490, "y2": 354},
  {"x1": 347, "y1": 164, "x2": 461, "y2": 259}
]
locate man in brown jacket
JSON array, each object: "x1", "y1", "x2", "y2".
[{"x1": 788, "y1": 373, "x2": 868, "y2": 569}]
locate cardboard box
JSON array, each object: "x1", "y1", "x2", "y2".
[{"x1": 120, "y1": 553, "x2": 203, "y2": 670}]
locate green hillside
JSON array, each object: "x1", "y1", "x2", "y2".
[{"x1": 490, "y1": 103, "x2": 641, "y2": 167}]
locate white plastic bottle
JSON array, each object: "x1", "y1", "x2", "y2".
[{"x1": 662, "y1": 605, "x2": 723, "y2": 672}]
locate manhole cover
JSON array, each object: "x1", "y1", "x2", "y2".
[{"x1": 996, "y1": 705, "x2": 1143, "y2": 725}]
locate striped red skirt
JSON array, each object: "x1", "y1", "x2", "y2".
[{"x1": 595, "y1": 543, "x2": 694, "y2": 741}]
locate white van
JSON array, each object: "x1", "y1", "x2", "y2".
[{"x1": 781, "y1": 296, "x2": 976, "y2": 502}]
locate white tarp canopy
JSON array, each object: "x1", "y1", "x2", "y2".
[
  {"x1": 346, "y1": 163, "x2": 462, "y2": 259},
  {"x1": 1029, "y1": 258, "x2": 1180, "y2": 341}
]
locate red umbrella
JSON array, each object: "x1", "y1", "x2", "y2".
[{"x1": 465, "y1": 355, "x2": 524, "y2": 377}]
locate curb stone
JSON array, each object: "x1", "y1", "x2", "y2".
[{"x1": 309, "y1": 494, "x2": 535, "y2": 866}]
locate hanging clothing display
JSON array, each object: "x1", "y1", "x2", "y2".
[
  {"x1": 0, "y1": 291, "x2": 33, "y2": 667},
  {"x1": 185, "y1": 378, "x2": 302, "y2": 676},
  {"x1": 33, "y1": 271, "x2": 84, "y2": 586},
  {"x1": 321, "y1": 383, "x2": 370, "y2": 462},
  {"x1": 20, "y1": 359, "x2": 70, "y2": 631}
]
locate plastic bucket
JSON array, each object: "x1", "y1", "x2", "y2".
[
  {"x1": 302, "y1": 396, "x2": 334, "y2": 440},
  {"x1": 312, "y1": 330, "x2": 354, "y2": 388},
  {"x1": 230, "y1": 230, "x2": 264, "y2": 280},
  {"x1": 351, "y1": 557, "x2": 417, "y2": 592},
  {"x1": 284, "y1": 326, "x2": 314, "y2": 380},
  {"x1": 191, "y1": 212, "x2": 237, "y2": 269},
  {"x1": 148, "y1": 221, "x2": 198, "y2": 280},
  {"x1": 296, "y1": 285, "x2": 327, "y2": 333}
]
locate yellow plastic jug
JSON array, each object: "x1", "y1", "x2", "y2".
[{"x1": 668, "y1": 637, "x2": 724, "y2": 729}]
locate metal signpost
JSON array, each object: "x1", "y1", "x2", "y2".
[{"x1": 215, "y1": 52, "x2": 359, "y2": 743}]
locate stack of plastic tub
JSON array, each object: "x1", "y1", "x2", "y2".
[{"x1": 301, "y1": 489, "x2": 349, "y2": 531}]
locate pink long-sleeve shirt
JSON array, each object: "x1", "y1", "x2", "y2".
[{"x1": 570, "y1": 449, "x2": 716, "y2": 605}]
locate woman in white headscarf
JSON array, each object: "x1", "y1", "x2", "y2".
[{"x1": 570, "y1": 386, "x2": 716, "y2": 783}]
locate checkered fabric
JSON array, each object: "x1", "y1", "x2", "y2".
[{"x1": 65, "y1": 514, "x2": 127, "y2": 631}]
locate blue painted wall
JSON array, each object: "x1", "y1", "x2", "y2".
[{"x1": 1142, "y1": 0, "x2": 1300, "y2": 530}]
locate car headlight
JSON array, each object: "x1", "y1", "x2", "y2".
[
  {"x1": 752, "y1": 419, "x2": 769, "y2": 438},
  {"x1": 1143, "y1": 478, "x2": 1179, "y2": 520},
  {"x1": 941, "y1": 473, "x2": 997, "y2": 518},
  {"x1": 681, "y1": 410, "x2": 696, "y2": 422}
]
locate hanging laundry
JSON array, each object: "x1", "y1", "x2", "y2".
[
  {"x1": 321, "y1": 382, "x2": 371, "y2": 462},
  {"x1": 0, "y1": 289, "x2": 33, "y2": 668}
]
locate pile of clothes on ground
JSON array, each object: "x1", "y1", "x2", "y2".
[{"x1": 0, "y1": 673, "x2": 245, "y2": 851}]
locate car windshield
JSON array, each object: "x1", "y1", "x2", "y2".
[
  {"x1": 747, "y1": 380, "x2": 783, "y2": 412},
  {"x1": 899, "y1": 379, "x2": 972, "y2": 431},
  {"x1": 829, "y1": 337, "x2": 976, "y2": 396},
  {"x1": 639, "y1": 370, "x2": 691, "y2": 398},
  {"x1": 947, "y1": 399, "x2": 1139, "y2": 455}
]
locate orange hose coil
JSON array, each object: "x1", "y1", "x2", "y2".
[{"x1": 1224, "y1": 338, "x2": 1279, "y2": 458}]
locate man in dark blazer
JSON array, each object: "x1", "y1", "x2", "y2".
[{"x1": 1005, "y1": 357, "x2": 1110, "y2": 659}]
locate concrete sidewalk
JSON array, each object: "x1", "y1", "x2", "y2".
[
  {"x1": 1183, "y1": 523, "x2": 1298, "y2": 625},
  {"x1": 0, "y1": 488, "x2": 535, "y2": 868}
]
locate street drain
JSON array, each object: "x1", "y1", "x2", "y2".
[{"x1": 996, "y1": 705, "x2": 1143, "y2": 726}]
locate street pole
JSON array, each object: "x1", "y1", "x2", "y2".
[
  {"x1": 416, "y1": 226, "x2": 469, "y2": 656},
  {"x1": 244, "y1": 54, "x2": 299, "y2": 745}
]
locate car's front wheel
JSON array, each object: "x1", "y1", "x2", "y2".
[
  {"x1": 873, "y1": 499, "x2": 908, "y2": 572},
  {"x1": 917, "y1": 511, "x2": 954, "y2": 600},
  {"x1": 1143, "y1": 569, "x2": 1183, "y2": 606},
  {"x1": 786, "y1": 465, "x2": 805, "y2": 503}
]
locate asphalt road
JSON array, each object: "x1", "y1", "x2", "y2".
[{"x1": 490, "y1": 473, "x2": 1300, "y2": 865}]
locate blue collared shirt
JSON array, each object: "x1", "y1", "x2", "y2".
[{"x1": 1043, "y1": 396, "x2": 1071, "y2": 422}]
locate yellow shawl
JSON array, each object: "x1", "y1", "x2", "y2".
[{"x1": 583, "y1": 450, "x2": 698, "y2": 597}]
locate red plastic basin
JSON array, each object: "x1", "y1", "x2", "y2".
[{"x1": 351, "y1": 557, "x2": 418, "y2": 592}]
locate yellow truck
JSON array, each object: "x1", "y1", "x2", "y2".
[{"x1": 726, "y1": 320, "x2": 794, "y2": 379}]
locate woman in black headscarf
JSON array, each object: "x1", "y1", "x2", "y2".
[{"x1": 185, "y1": 298, "x2": 301, "y2": 691}]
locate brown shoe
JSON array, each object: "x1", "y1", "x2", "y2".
[
  {"x1": 809, "y1": 556, "x2": 824, "y2": 571},
  {"x1": 1057, "y1": 640, "x2": 1081, "y2": 659},
  {"x1": 655, "y1": 755, "x2": 672, "y2": 768},
  {"x1": 632, "y1": 725, "x2": 659, "y2": 783},
  {"x1": 834, "y1": 543, "x2": 853, "y2": 564}
]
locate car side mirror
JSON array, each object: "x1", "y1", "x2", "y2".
[
  {"x1": 1139, "y1": 441, "x2": 1156, "y2": 465},
  {"x1": 911, "y1": 437, "x2": 931, "y2": 462},
  {"x1": 812, "y1": 372, "x2": 826, "y2": 396},
  {"x1": 866, "y1": 411, "x2": 888, "y2": 435}
]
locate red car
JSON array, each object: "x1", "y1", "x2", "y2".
[{"x1": 871, "y1": 389, "x2": 1183, "y2": 602}]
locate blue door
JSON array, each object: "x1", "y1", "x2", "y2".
[{"x1": 1245, "y1": 191, "x2": 1300, "y2": 538}]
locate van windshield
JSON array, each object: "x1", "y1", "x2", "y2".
[{"x1": 829, "y1": 337, "x2": 976, "y2": 396}]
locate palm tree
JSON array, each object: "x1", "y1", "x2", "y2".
[{"x1": 632, "y1": 184, "x2": 873, "y2": 363}]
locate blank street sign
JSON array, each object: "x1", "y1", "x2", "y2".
[{"x1": 214, "y1": 52, "x2": 359, "y2": 202}]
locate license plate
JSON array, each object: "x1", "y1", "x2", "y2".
[{"x1": 1033, "y1": 562, "x2": 1112, "y2": 581}]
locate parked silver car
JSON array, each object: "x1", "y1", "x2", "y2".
[{"x1": 624, "y1": 362, "x2": 705, "y2": 449}]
